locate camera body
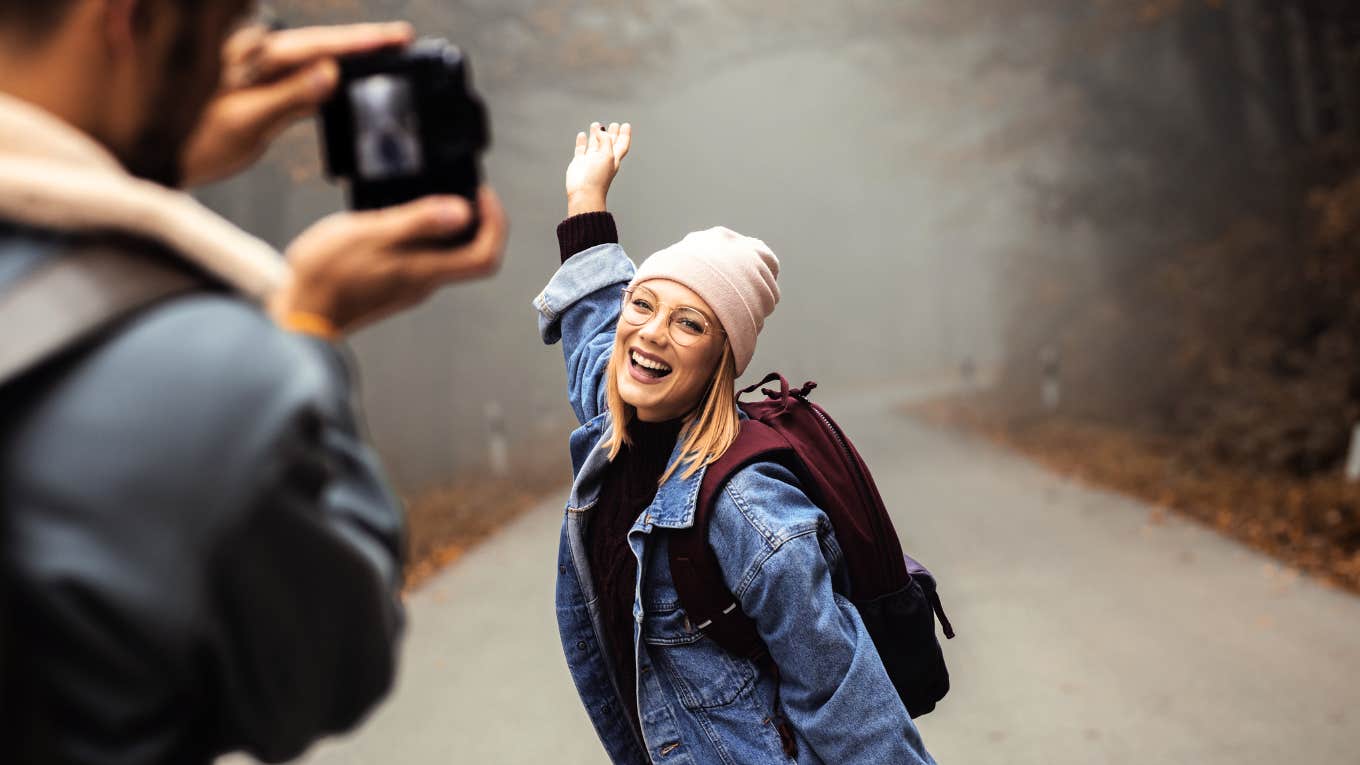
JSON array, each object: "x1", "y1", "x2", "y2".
[{"x1": 320, "y1": 39, "x2": 490, "y2": 213}]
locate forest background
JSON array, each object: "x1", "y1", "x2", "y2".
[{"x1": 204, "y1": 0, "x2": 1360, "y2": 590}]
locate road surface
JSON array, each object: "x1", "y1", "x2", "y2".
[{"x1": 223, "y1": 381, "x2": 1360, "y2": 764}]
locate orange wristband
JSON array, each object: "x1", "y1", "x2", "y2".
[{"x1": 280, "y1": 311, "x2": 340, "y2": 340}]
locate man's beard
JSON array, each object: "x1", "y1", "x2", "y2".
[
  {"x1": 122, "y1": 108, "x2": 193, "y2": 187},
  {"x1": 118, "y1": 18, "x2": 215, "y2": 188}
]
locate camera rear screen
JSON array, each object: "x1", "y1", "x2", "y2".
[{"x1": 349, "y1": 75, "x2": 425, "y2": 181}]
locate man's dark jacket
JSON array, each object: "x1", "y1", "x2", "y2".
[{"x1": 0, "y1": 224, "x2": 406, "y2": 764}]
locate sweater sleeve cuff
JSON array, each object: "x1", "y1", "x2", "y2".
[{"x1": 557, "y1": 212, "x2": 619, "y2": 263}]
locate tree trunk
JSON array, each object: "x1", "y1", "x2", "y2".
[
  {"x1": 1296, "y1": 0, "x2": 1342, "y2": 139},
  {"x1": 1177, "y1": 3, "x2": 1250, "y2": 160},
  {"x1": 1255, "y1": 0, "x2": 1306, "y2": 149}
]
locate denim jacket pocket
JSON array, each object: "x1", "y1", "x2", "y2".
[{"x1": 643, "y1": 604, "x2": 757, "y2": 710}]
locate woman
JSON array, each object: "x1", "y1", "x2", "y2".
[{"x1": 534, "y1": 122, "x2": 937, "y2": 765}]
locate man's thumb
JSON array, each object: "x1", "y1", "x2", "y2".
[{"x1": 372, "y1": 196, "x2": 475, "y2": 244}]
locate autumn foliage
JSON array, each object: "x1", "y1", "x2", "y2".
[{"x1": 935, "y1": 0, "x2": 1360, "y2": 590}]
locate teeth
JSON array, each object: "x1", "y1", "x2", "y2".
[{"x1": 631, "y1": 350, "x2": 671, "y2": 372}]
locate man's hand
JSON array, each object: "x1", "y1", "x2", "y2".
[
  {"x1": 182, "y1": 22, "x2": 414, "y2": 187},
  {"x1": 564, "y1": 121, "x2": 631, "y2": 216},
  {"x1": 271, "y1": 188, "x2": 509, "y2": 336}
]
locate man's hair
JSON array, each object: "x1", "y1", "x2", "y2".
[
  {"x1": 0, "y1": 1, "x2": 205, "y2": 38},
  {"x1": 0, "y1": 1, "x2": 82, "y2": 35}
]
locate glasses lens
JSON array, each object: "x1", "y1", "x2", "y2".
[
  {"x1": 621, "y1": 287, "x2": 713, "y2": 345},
  {"x1": 669, "y1": 307, "x2": 709, "y2": 345},
  {"x1": 622, "y1": 287, "x2": 656, "y2": 326}
]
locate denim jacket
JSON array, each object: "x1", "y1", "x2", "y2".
[{"x1": 535, "y1": 243, "x2": 936, "y2": 765}]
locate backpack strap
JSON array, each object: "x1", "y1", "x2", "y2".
[
  {"x1": 0, "y1": 239, "x2": 206, "y2": 755},
  {"x1": 668, "y1": 419, "x2": 798, "y2": 659},
  {"x1": 668, "y1": 416, "x2": 805, "y2": 758},
  {"x1": 0, "y1": 242, "x2": 206, "y2": 388}
]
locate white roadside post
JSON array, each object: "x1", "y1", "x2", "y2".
[
  {"x1": 960, "y1": 356, "x2": 977, "y2": 394},
  {"x1": 485, "y1": 400, "x2": 511, "y2": 478},
  {"x1": 1040, "y1": 345, "x2": 1061, "y2": 413},
  {"x1": 1344, "y1": 423, "x2": 1360, "y2": 482}
]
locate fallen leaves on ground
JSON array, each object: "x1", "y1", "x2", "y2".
[
  {"x1": 911, "y1": 395, "x2": 1360, "y2": 594},
  {"x1": 403, "y1": 474, "x2": 565, "y2": 592}
]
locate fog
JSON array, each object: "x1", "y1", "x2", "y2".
[{"x1": 200, "y1": 1, "x2": 1066, "y2": 492}]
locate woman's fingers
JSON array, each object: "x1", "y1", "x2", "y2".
[
  {"x1": 581, "y1": 121, "x2": 631, "y2": 158},
  {"x1": 615, "y1": 123, "x2": 632, "y2": 162}
]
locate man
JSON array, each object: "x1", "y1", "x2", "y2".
[{"x1": 0, "y1": 1, "x2": 509, "y2": 762}]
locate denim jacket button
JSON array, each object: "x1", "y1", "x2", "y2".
[
  {"x1": 576, "y1": 640, "x2": 587, "y2": 651},
  {"x1": 559, "y1": 565, "x2": 568, "y2": 575}
]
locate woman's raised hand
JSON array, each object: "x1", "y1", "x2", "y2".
[{"x1": 564, "y1": 121, "x2": 632, "y2": 216}]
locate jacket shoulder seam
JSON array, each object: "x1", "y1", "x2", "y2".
[
  {"x1": 720, "y1": 462, "x2": 821, "y2": 546},
  {"x1": 729, "y1": 525, "x2": 821, "y2": 599}
]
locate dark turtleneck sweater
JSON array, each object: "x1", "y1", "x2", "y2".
[
  {"x1": 560, "y1": 210, "x2": 669, "y2": 732},
  {"x1": 587, "y1": 416, "x2": 684, "y2": 740}
]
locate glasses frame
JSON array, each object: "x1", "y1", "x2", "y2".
[{"x1": 620, "y1": 286, "x2": 726, "y2": 346}]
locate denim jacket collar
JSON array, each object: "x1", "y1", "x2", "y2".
[{"x1": 565, "y1": 410, "x2": 706, "y2": 530}]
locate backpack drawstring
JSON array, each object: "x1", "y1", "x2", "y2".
[{"x1": 929, "y1": 590, "x2": 955, "y2": 640}]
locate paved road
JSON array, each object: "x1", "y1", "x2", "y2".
[{"x1": 219, "y1": 381, "x2": 1360, "y2": 764}]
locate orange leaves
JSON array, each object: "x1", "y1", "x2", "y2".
[
  {"x1": 909, "y1": 393, "x2": 1360, "y2": 594},
  {"x1": 402, "y1": 472, "x2": 564, "y2": 592},
  {"x1": 1308, "y1": 172, "x2": 1360, "y2": 250},
  {"x1": 1138, "y1": 0, "x2": 1227, "y2": 25}
]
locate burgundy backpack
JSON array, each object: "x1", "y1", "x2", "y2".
[{"x1": 668, "y1": 373, "x2": 954, "y2": 756}]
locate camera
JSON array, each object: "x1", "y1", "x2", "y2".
[{"x1": 320, "y1": 39, "x2": 490, "y2": 219}]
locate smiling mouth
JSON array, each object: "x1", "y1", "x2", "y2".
[{"x1": 630, "y1": 349, "x2": 673, "y2": 379}]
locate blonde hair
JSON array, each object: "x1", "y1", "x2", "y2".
[{"x1": 602, "y1": 337, "x2": 740, "y2": 486}]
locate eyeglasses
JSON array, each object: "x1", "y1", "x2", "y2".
[{"x1": 620, "y1": 286, "x2": 724, "y2": 346}]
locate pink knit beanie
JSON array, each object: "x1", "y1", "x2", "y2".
[{"x1": 629, "y1": 226, "x2": 780, "y2": 376}]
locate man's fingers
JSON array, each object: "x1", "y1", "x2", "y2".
[
  {"x1": 280, "y1": 188, "x2": 506, "y2": 334},
  {"x1": 372, "y1": 195, "x2": 476, "y2": 244},
  {"x1": 224, "y1": 59, "x2": 339, "y2": 141},
  {"x1": 223, "y1": 24, "x2": 269, "y2": 67},
  {"x1": 615, "y1": 122, "x2": 632, "y2": 161},
  {"x1": 447, "y1": 187, "x2": 510, "y2": 277},
  {"x1": 575, "y1": 131, "x2": 588, "y2": 157},
  {"x1": 473, "y1": 186, "x2": 510, "y2": 260},
  {"x1": 255, "y1": 23, "x2": 413, "y2": 80},
  {"x1": 403, "y1": 187, "x2": 510, "y2": 282},
  {"x1": 607, "y1": 122, "x2": 620, "y2": 141},
  {"x1": 587, "y1": 122, "x2": 602, "y2": 152}
]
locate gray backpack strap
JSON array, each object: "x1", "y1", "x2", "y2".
[{"x1": 0, "y1": 243, "x2": 206, "y2": 387}]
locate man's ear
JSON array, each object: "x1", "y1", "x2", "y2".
[{"x1": 99, "y1": 0, "x2": 144, "y2": 58}]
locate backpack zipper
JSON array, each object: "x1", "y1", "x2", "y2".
[{"x1": 807, "y1": 401, "x2": 899, "y2": 578}]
